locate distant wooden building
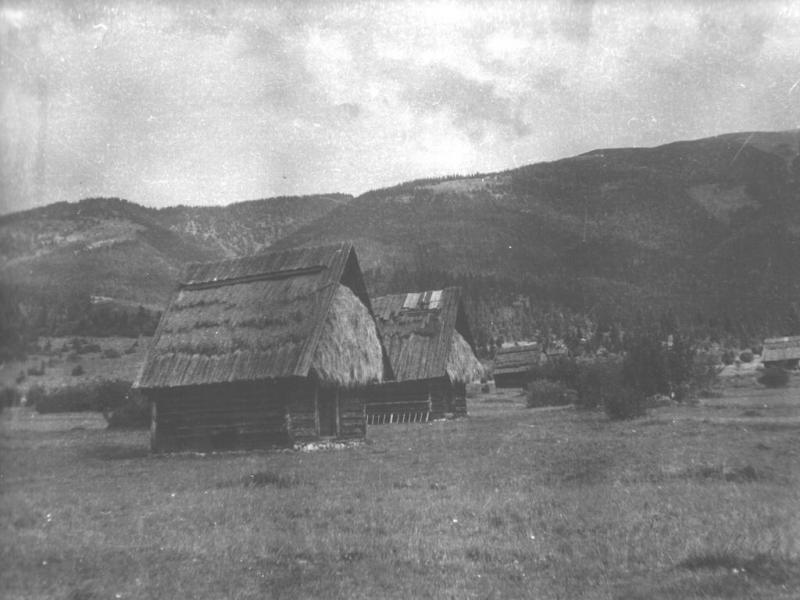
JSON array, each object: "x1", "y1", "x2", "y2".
[
  {"x1": 762, "y1": 336, "x2": 800, "y2": 369},
  {"x1": 134, "y1": 242, "x2": 391, "y2": 452},
  {"x1": 493, "y1": 344, "x2": 544, "y2": 388},
  {"x1": 367, "y1": 287, "x2": 483, "y2": 423}
]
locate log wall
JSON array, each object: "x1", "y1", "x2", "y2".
[
  {"x1": 366, "y1": 376, "x2": 467, "y2": 424},
  {"x1": 148, "y1": 378, "x2": 367, "y2": 452}
]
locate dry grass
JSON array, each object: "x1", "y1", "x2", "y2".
[
  {"x1": 310, "y1": 284, "x2": 385, "y2": 387},
  {"x1": 1, "y1": 380, "x2": 799, "y2": 599},
  {"x1": 445, "y1": 330, "x2": 484, "y2": 385}
]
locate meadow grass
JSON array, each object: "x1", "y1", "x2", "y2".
[{"x1": 1, "y1": 382, "x2": 799, "y2": 599}]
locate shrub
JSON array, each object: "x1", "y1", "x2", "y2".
[
  {"x1": 27, "y1": 361, "x2": 46, "y2": 376},
  {"x1": 71, "y1": 364, "x2": 85, "y2": 376},
  {"x1": 739, "y1": 350, "x2": 754, "y2": 363},
  {"x1": 527, "y1": 355, "x2": 582, "y2": 392},
  {"x1": 26, "y1": 384, "x2": 45, "y2": 407},
  {"x1": 103, "y1": 389, "x2": 149, "y2": 429},
  {"x1": 721, "y1": 349, "x2": 736, "y2": 365},
  {"x1": 526, "y1": 380, "x2": 577, "y2": 408},
  {"x1": 758, "y1": 367, "x2": 789, "y2": 388},
  {"x1": 124, "y1": 341, "x2": 138, "y2": 355},
  {"x1": 572, "y1": 356, "x2": 625, "y2": 410},
  {"x1": 102, "y1": 348, "x2": 121, "y2": 359},
  {"x1": 0, "y1": 387, "x2": 21, "y2": 411},
  {"x1": 34, "y1": 379, "x2": 132, "y2": 414},
  {"x1": 603, "y1": 385, "x2": 647, "y2": 420},
  {"x1": 15, "y1": 371, "x2": 26, "y2": 384},
  {"x1": 78, "y1": 343, "x2": 102, "y2": 354},
  {"x1": 528, "y1": 354, "x2": 625, "y2": 412},
  {"x1": 690, "y1": 350, "x2": 722, "y2": 398}
]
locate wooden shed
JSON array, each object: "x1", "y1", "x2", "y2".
[
  {"x1": 493, "y1": 344, "x2": 544, "y2": 388},
  {"x1": 367, "y1": 287, "x2": 483, "y2": 423},
  {"x1": 762, "y1": 336, "x2": 800, "y2": 369},
  {"x1": 133, "y1": 242, "x2": 391, "y2": 452}
]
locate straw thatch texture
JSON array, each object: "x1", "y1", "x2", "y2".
[
  {"x1": 446, "y1": 331, "x2": 484, "y2": 384},
  {"x1": 135, "y1": 242, "x2": 379, "y2": 389},
  {"x1": 373, "y1": 287, "x2": 479, "y2": 383},
  {"x1": 311, "y1": 284, "x2": 385, "y2": 388},
  {"x1": 762, "y1": 336, "x2": 800, "y2": 363}
]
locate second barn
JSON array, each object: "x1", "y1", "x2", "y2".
[{"x1": 367, "y1": 287, "x2": 483, "y2": 423}]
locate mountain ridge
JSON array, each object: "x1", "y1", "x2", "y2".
[{"x1": 1, "y1": 129, "x2": 798, "y2": 346}]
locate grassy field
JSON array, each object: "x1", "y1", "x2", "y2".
[
  {"x1": 1, "y1": 375, "x2": 799, "y2": 599},
  {"x1": 0, "y1": 337, "x2": 150, "y2": 394}
]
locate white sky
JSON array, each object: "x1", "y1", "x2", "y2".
[{"x1": 1, "y1": 0, "x2": 799, "y2": 213}]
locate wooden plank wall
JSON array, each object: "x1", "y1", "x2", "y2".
[
  {"x1": 365, "y1": 377, "x2": 467, "y2": 423},
  {"x1": 338, "y1": 391, "x2": 367, "y2": 439},
  {"x1": 493, "y1": 372, "x2": 528, "y2": 389},
  {"x1": 149, "y1": 380, "x2": 302, "y2": 452},
  {"x1": 365, "y1": 380, "x2": 431, "y2": 424},
  {"x1": 287, "y1": 386, "x2": 367, "y2": 441}
]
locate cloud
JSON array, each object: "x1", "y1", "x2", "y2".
[
  {"x1": 403, "y1": 66, "x2": 530, "y2": 141},
  {"x1": 1, "y1": 1, "x2": 799, "y2": 214}
]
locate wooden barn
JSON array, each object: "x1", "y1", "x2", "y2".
[
  {"x1": 367, "y1": 287, "x2": 483, "y2": 423},
  {"x1": 493, "y1": 344, "x2": 544, "y2": 388},
  {"x1": 762, "y1": 336, "x2": 800, "y2": 369},
  {"x1": 133, "y1": 242, "x2": 391, "y2": 452}
]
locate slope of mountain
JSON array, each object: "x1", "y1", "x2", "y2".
[
  {"x1": 1, "y1": 130, "x2": 798, "y2": 345},
  {"x1": 157, "y1": 194, "x2": 352, "y2": 258},
  {"x1": 273, "y1": 130, "x2": 800, "y2": 332},
  {"x1": 0, "y1": 194, "x2": 351, "y2": 306}
]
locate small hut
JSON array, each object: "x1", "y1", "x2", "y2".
[
  {"x1": 367, "y1": 287, "x2": 483, "y2": 423},
  {"x1": 762, "y1": 336, "x2": 800, "y2": 369},
  {"x1": 493, "y1": 344, "x2": 544, "y2": 388},
  {"x1": 134, "y1": 242, "x2": 391, "y2": 452}
]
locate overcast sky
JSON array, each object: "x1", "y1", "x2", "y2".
[{"x1": 1, "y1": 0, "x2": 799, "y2": 214}]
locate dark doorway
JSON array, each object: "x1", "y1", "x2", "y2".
[{"x1": 318, "y1": 389, "x2": 338, "y2": 437}]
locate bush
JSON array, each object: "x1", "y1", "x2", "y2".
[
  {"x1": 739, "y1": 350, "x2": 754, "y2": 363},
  {"x1": 78, "y1": 343, "x2": 102, "y2": 354},
  {"x1": 26, "y1": 384, "x2": 45, "y2": 407},
  {"x1": 15, "y1": 371, "x2": 26, "y2": 384},
  {"x1": 690, "y1": 350, "x2": 722, "y2": 398},
  {"x1": 33, "y1": 380, "x2": 132, "y2": 414},
  {"x1": 526, "y1": 380, "x2": 577, "y2": 408},
  {"x1": 528, "y1": 354, "x2": 626, "y2": 412},
  {"x1": 27, "y1": 361, "x2": 46, "y2": 376},
  {"x1": 0, "y1": 387, "x2": 21, "y2": 411},
  {"x1": 102, "y1": 348, "x2": 121, "y2": 359},
  {"x1": 572, "y1": 356, "x2": 625, "y2": 410},
  {"x1": 71, "y1": 364, "x2": 85, "y2": 376},
  {"x1": 103, "y1": 389, "x2": 150, "y2": 429},
  {"x1": 603, "y1": 385, "x2": 647, "y2": 420},
  {"x1": 721, "y1": 350, "x2": 736, "y2": 365},
  {"x1": 758, "y1": 367, "x2": 789, "y2": 388}
]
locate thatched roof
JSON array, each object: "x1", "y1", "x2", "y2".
[
  {"x1": 493, "y1": 344, "x2": 543, "y2": 376},
  {"x1": 372, "y1": 287, "x2": 482, "y2": 384},
  {"x1": 762, "y1": 336, "x2": 800, "y2": 363},
  {"x1": 135, "y1": 242, "x2": 388, "y2": 389}
]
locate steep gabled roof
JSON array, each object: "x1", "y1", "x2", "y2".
[
  {"x1": 762, "y1": 336, "x2": 800, "y2": 363},
  {"x1": 135, "y1": 242, "x2": 383, "y2": 389},
  {"x1": 372, "y1": 287, "x2": 481, "y2": 383},
  {"x1": 493, "y1": 344, "x2": 542, "y2": 376}
]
